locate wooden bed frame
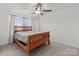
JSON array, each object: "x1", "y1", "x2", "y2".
[{"x1": 14, "y1": 26, "x2": 50, "y2": 55}]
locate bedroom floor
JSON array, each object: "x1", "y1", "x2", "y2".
[{"x1": 0, "y1": 41, "x2": 79, "y2": 56}]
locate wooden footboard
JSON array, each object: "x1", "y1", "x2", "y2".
[
  {"x1": 14, "y1": 32, "x2": 50, "y2": 55},
  {"x1": 28, "y1": 32, "x2": 50, "y2": 50},
  {"x1": 24, "y1": 32, "x2": 50, "y2": 55}
]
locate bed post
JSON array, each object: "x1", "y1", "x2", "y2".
[
  {"x1": 48, "y1": 39, "x2": 50, "y2": 45},
  {"x1": 48, "y1": 32, "x2": 50, "y2": 45},
  {"x1": 13, "y1": 34, "x2": 15, "y2": 43},
  {"x1": 25, "y1": 45, "x2": 30, "y2": 56}
]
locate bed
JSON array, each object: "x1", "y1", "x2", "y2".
[{"x1": 13, "y1": 26, "x2": 50, "y2": 55}]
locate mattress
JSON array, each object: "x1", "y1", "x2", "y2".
[{"x1": 14, "y1": 31, "x2": 40, "y2": 44}]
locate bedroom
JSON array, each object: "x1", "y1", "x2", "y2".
[{"x1": 0, "y1": 3, "x2": 79, "y2": 56}]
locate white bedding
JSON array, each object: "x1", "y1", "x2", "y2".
[{"x1": 14, "y1": 31, "x2": 43, "y2": 44}]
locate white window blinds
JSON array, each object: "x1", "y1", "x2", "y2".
[{"x1": 14, "y1": 16, "x2": 32, "y2": 26}]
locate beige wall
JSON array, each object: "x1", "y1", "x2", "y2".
[
  {"x1": 0, "y1": 9, "x2": 10, "y2": 45},
  {"x1": 39, "y1": 4, "x2": 79, "y2": 48},
  {"x1": 0, "y1": 8, "x2": 30, "y2": 45}
]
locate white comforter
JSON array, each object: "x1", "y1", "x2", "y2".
[{"x1": 14, "y1": 31, "x2": 43, "y2": 44}]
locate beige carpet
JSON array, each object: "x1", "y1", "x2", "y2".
[{"x1": 0, "y1": 41, "x2": 79, "y2": 56}]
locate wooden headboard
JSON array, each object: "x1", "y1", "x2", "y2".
[{"x1": 14, "y1": 26, "x2": 32, "y2": 32}]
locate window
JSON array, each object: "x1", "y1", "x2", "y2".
[
  {"x1": 14, "y1": 16, "x2": 32, "y2": 26},
  {"x1": 15, "y1": 16, "x2": 23, "y2": 26},
  {"x1": 24, "y1": 18, "x2": 32, "y2": 26}
]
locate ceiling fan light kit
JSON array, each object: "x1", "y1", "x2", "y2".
[{"x1": 32, "y1": 3, "x2": 52, "y2": 15}]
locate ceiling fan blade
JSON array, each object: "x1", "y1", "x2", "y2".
[
  {"x1": 40, "y1": 13, "x2": 43, "y2": 15},
  {"x1": 32, "y1": 12, "x2": 35, "y2": 14},
  {"x1": 42, "y1": 10, "x2": 52, "y2": 12}
]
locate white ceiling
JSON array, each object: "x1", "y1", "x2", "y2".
[
  {"x1": 0, "y1": 3, "x2": 54, "y2": 15},
  {"x1": 0, "y1": 3, "x2": 79, "y2": 17}
]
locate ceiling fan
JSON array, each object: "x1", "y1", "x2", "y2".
[{"x1": 32, "y1": 3, "x2": 52, "y2": 15}]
